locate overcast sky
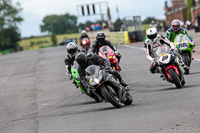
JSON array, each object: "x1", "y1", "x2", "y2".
[{"x1": 12, "y1": 0, "x2": 168, "y2": 37}]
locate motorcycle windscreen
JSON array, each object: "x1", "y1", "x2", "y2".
[
  {"x1": 85, "y1": 65, "x2": 100, "y2": 78},
  {"x1": 155, "y1": 46, "x2": 171, "y2": 58},
  {"x1": 174, "y1": 34, "x2": 189, "y2": 43},
  {"x1": 99, "y1": 46, "x2": 110, "y2": 53}
]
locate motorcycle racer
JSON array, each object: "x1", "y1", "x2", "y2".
[
  {"x1": 166, "y1": 19, "x2": 195, "y2": 48},
  {"x1": 92, "y1": 31, "x2": 121, "y2": 62},
  {"x1": 75, "y1": 52, "x2": 128, "y2": 92},
  {"x1": 144, "y1": 28, "x2": 189, "y2": 74},
  {"x1": 64, "y1": 42, "x2": 81, "y2": 87},
  {"x1": 79, "y1": 30, "x2": 90, "y2": 47}
]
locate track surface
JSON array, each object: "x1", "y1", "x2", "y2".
[{"x1": 0, "y1": 43, "x2": 200, "y2": 133}]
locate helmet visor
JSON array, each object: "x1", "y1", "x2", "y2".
[
  {"x1": 68, "y1": 48, "x2": 77, "y2": 54},
  {"x1": 172, "y1": 25, "x2": 180, "y2": 31},
  {"x1": 97, "y1": 38, "x2": 105, "y2": 42},
  {"x1": 147, "y1": 33, "x2": 157, "y2": 40}
]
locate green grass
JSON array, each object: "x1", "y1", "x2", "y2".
[
  {"x1": 19, "y1": 33, "x2": 81, "y2": 50},
  {"x1": 0, "y1": 49, "x2": 11, "y2": 55}
]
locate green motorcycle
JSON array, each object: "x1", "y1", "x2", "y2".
[
  {"x1": 71, "y1": 61, "x2": 102, "y2": 102},
  {"x1": 174, "y1": 34, "x2": 195, "y2": 74}
]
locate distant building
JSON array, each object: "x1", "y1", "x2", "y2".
[
  {"x1": 191, "y1": 0, "x2": 200, "y2": 22},
  {"x1": 164, "y1": 0, "x2": 200, "y2": 27},
  {"x1": 164, "y1": 0, "x2": 187, "y2": 27}
]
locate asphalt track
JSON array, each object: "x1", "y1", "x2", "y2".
[{"x1": 0, "y1": 42, "x2": 200, "y2": 133}]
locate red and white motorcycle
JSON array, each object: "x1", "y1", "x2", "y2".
[
  {"x1": 98, "y1": 46, "x2": 120, "y2": 72},
  {"x1": 156, "y1": 46, "x2": 185, "y2": 88},
  {"x1": 81, "y1": 38, "x2": 90, "y2": 53}
]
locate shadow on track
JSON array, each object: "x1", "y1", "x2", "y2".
[
  {"x1": 58, "y1": 100, "x2": 98, "y2": 108},
  {"x1": 153, "y1": 84, "x2": 200, "y2": 92},
  {"x1": 58, "y1": 103, "x2": 139, "y2": 117}
]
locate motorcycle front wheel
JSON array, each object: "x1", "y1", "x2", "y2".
[
  {"x1": 168, "y1": 68, "x2": 182, "y2": 89},
  {"x1": 101, "y1": 86, "x2": 123, "y2": 108},
  {"x1": 124, "y1": 92, "x2": 133, "y2": 105},
  {"x1": 182, "y1": 54, "x2": 190, "y2": 74},
  {"x1": 85, "y1": 45, "x2": 89, "y2": 53}
]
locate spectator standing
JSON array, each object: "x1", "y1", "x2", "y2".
[{"x1": 108, "y1": 18, "x2": 115, "y2": 31}]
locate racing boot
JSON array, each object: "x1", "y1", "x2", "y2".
[
  {"x1": 120, "y1": 80, "x2": 128, "y2": 87},
  {"x1": 160, "y1": 74, "x2": 165, "y2": 80},
  {"x1": 180, "y1": 64, "x2": 189, "y2": 74},
  {"x1": 176, "y1": 53, "x2": 190, "y2": 73},
  {"x1": 72, "y1": 80, "x2": 78, "y2": 88},
  {"x1": 180, "y1": 63, "x2": 189, "y2": 73}
]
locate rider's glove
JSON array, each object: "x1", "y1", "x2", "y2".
[
  {"x1": 192, "y1": 41, "x2": 195, "y2": 47},
  {"x1": 151, "y1": 60, "x2": 156, "y2": 65},
  {"x1": 68, "y1": 74, "x2": 73, "y2": 80},
  {"x1": 114, "y1": 50, "x2": 120, "y2": 55}
]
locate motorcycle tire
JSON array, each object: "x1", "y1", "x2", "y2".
[
  {"x1": 85, "y1": 45, "x2": 89, "y2": 53},
  {"x1": 182, "y1": 54, "x2": 190, "y2": 74},
  {"x1": 124, "y1": 92, "x2": 133, "y2": 105},
  {"x1": 168, "y1": 68, "x2": 182, "y2": 89},
  {"x1": 181, "y1": 79, "x2": 185, "y2": 86},
  {"x1": 101, "y1": 86, "x2": 123, "y2": 108}
]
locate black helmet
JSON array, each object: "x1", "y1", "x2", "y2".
[
  {"x1": 75, "y1": 52, "x2": 88, "y2": 67},
  {"x1": 66, "y1": 42, "x2": 78, "y2": 57},
  {"x1": 96, "y1": 32, "x2": 105, "y2": 42}
]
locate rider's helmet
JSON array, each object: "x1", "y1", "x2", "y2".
[
  {"x1": 171, "y1": 19, "x2": 181, "y2": 32},
  {"x1": 96, "y1": 31, "x2": 105, "y2": 42},
  {"x1": 66, "y1": 42, "x2": 78, "y2": 57},
  {"x1": 146, "y1": 28, "x2": 158, "y2": 43},
  {"x1": 81, "y1": 30, "x2": 86, "y2": 35},
  {"x1": 151, "y1": 20, "x2": 155, "y2": 24},
  {"x1": 75, "y1": 52, "x2": 88, "y2": 67}
]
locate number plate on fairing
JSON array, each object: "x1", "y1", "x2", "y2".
[
  {"x1": 178, "y1": 42, "x2": 188, "y2": 50},
  {"x1": 159, "y1": 54, "x2": 171, "y2": 64}
]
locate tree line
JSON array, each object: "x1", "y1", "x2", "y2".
[
  {"x1": 0, "y1": 0, "x2": 162, "y2": 52},
  {"x1": 0, "y1": 0, "x2": 23, "y2": 51}
]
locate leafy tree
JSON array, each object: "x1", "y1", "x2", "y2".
[
  {"x1": 0, "y1": 27, "x2": 21, "y2": 51},
  {"x1": 0, "y1": 0, "x2": 23, "y2": 51},
  {"x1": 40, "y1": 13, "x2": 77, "y2": 34},
  {"x1": 114, "y1": 19, "x2": 123, "y2": 31},
  {"x1": 51, "y1": 33, "x2": 57, "y2": 46},
  {"x1": 142, "y1": 17, "x2": 157, "y2": 24},
  {"x1": 78, "y1": 20, "x2": 93, "y2": 30}
]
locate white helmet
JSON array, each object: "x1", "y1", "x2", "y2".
[
  {"x1": 146, "y1": 28, "x2": 158, "y2": 43},
  {"x1": 81, "y1": 30, "x2": 86, "y2": 34}
]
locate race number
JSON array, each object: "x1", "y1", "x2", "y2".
[{"x1": 178, "y1": 43, "x2": 188, "y2": 50}]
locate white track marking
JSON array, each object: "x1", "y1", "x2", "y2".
[{"x1": 123, "y1": 45, "x2": 200, "y2": 62}]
